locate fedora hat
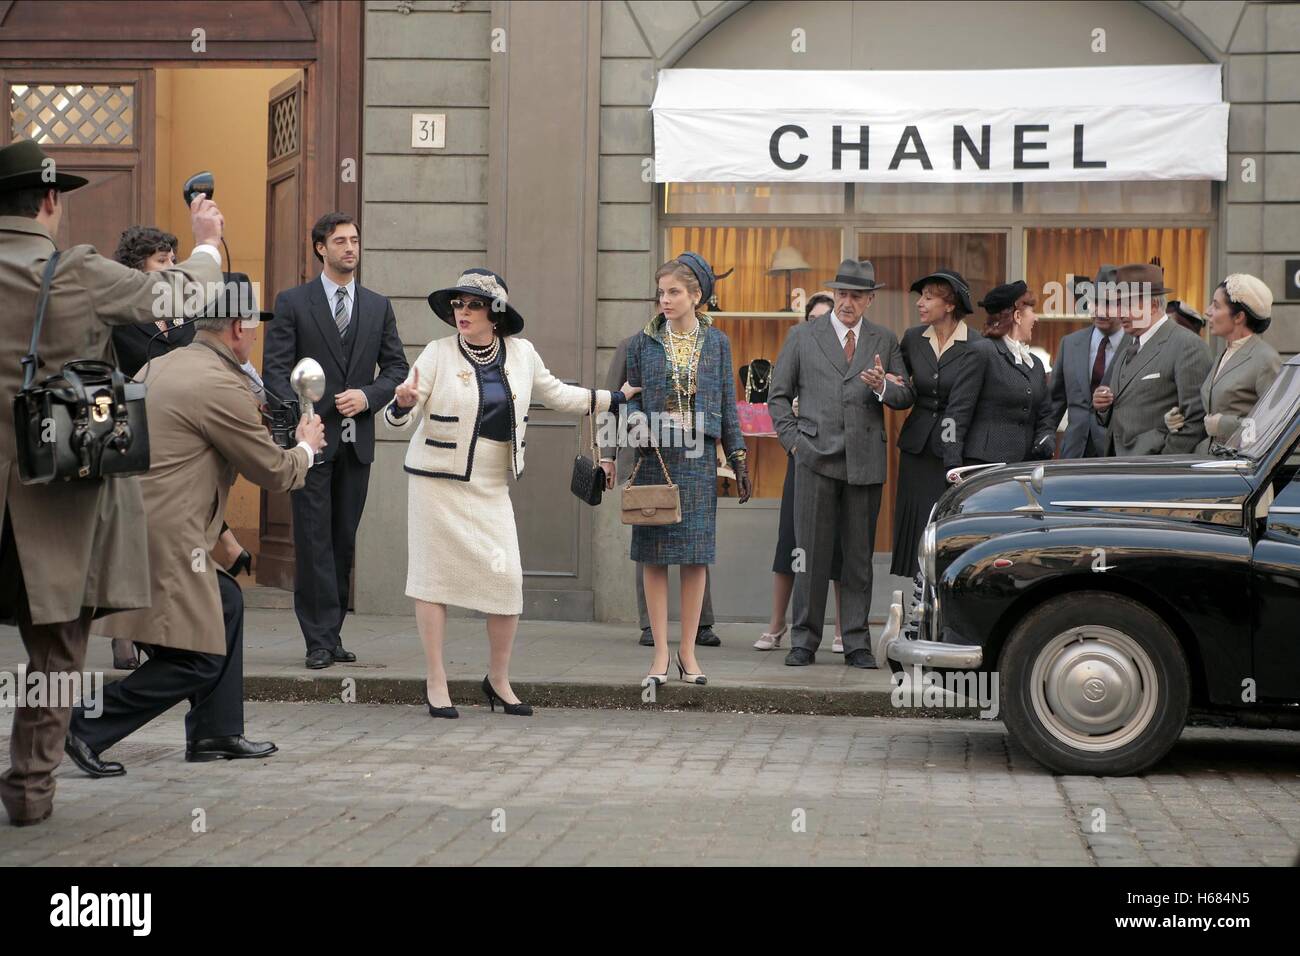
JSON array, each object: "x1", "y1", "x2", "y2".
[
  {"x1": 428, "y1": 267, "x2": 524, "y2": 336},
  {"x1": 825, "y1": 258, "x2": 884, "y2": 291},
  {"x1": 1111, "y1": 262, "x2": 1175, "y2": 297},
  {"x1": 910, "y1": 268, "x2": 973, "y2": 314},
  {"x1": 0, "y1": 138, "x2": 88, "y2": 193},
  {"x1": 201, "y1": 272, "x2": 275, "y2": 323}
]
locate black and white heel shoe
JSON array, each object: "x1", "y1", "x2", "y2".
[{"x1": 675, "y1": 652, "x2": 707, "y2": 685}]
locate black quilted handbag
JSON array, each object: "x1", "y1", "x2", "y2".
[
  {"x1": 13, "y1": 251, "x2": 150, "y2": 484},
  {"x1": 569, "y1": 389, "x2": 604, "y2": 506}
]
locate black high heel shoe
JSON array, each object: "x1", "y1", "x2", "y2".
[
  {"x1": 229, "y1": 549, "x2": 253, "y2": 577},
  {"x1": 425, "y1": 688, "x2": 459, "y2": 720},
  {"x1": 481, "y1": 675, "x2": 532, "y2": 716}
]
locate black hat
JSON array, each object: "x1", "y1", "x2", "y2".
[
  {"x1": 428, "y1": 268, "x2": 524, "y2": 336},
  {"x1": 201, "y1": 272, "x2": 275, "y2": 323},
  {"x1": 1166, "y1": 299, "x2": 1206, "y2": 331},
  {"x1": 674, "y1": 251, "x2": 717, "y2": 306},
  {"x1": 0, "y1": 138, "x2": 88, "y2": 193},
  {"x1": 1094, "y1": 263, "x2": 1119, "y2": 286},
  {"x1": 909, "y1": 269, "x2": 974, "y2": 314},
  {"x1": 825, "y1": 258, "x2": 884, "y2": 291},
  {"x1": 978, "y1": 280, "x2": 1029, "y2": 315}
]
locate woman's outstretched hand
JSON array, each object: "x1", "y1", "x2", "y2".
[
  {"x1": 620, "y1": 381, "x2": 642, "y2": 401},
  {"x1": 394, "y1": 367, "x2": 419, "y2": 408}
]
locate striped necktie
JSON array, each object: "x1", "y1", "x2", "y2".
[{"x1": 334, "y1": 287, "x2": 350, "y2": 337}]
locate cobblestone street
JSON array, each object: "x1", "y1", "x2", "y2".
[{"x1": 3, "y1": 703, "x2": 1298, "y2": 866}]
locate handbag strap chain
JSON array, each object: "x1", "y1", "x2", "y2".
[
  {"x1": 20, "y1": 249, "x2": 62, "y2": 391},
  {"x1": 623, "y1": 439, "x2": 674, "y2": 489}
]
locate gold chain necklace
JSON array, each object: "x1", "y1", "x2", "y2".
[{"x1": 665, "y1": 317, "x2": 700, "y2": 427}]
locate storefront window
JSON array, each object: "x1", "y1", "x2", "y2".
[
  {"x1": 855, "y1": 182, "x2": 1013, "y2": 215},
  {"x1": 663, "y1": 181, "x2": 845, "y2": 215},
  {"x1": 1022, "y1": 180, "x2": 1213, "y2": 215}
]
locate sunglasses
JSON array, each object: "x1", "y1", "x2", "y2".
[{"x1": 450, "y1": 298, "x2": 489, "y2": 312}]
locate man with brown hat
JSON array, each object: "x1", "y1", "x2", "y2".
[
  {"x1": 0, "y1": 138, "x2": 224, "y2": 826},
  {"x1": 1091, "y1": 262, "x2": 1212, "y2": 456}
]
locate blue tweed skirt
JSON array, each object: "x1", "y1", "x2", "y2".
[{"x1": 630, "y1": 435, "x2": 717, "y2": 566}]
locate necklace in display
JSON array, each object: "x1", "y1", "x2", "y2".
[{"x1": 461, "y1": 334, "x2": 500, "y2": 366}]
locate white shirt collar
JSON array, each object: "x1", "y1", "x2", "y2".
[
  {"x1": 320, "y1": 272, "x2": 355, "y2": 304},
  {"x1": 923, "y1": 319, "x2": 969, "y2": 358},
  {"x1": 1092, "y1": 325, "x2": 1124, "y2": 349},
  {"x1": 829, "y1": 312, "x2": 864, "y2": 348},
  {"x1": 1134, "y1": 315, "x2": 1168, "y2": 350},
  {"x1": 1004, "y1": 336, "x2": 1033, "y2": 365}
]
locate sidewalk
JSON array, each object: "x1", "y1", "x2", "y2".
[{"x1": 1, "y1": 604, "x2": 984, "y2": 718}]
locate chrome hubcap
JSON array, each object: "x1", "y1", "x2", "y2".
[{"x1": 1029, "y1": 626, "x2": 1159, "y2": 752}]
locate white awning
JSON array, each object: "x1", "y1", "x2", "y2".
[{"x1": 651, "y1": 66, "x2": 1228, "y2": 183}]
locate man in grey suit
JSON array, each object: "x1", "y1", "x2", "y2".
[
  {"x1": 1092, "y1": 262, "x2": 1212, "y2": 456},
  {"x1": 1048, "y1": 265, "x2": 1129, "y2": 458},
  {"x1": 769, "y1": 259, "x2": 914, "y2": 668},
  {"x1": 599, "y1": 332, "x2": 719, "y2": 647}
]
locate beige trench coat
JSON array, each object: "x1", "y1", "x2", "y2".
[
  {"x1": 0, "y1": 216, "x2": 222, "y2": 626},
  {"x1": 98, "y1": 333, "x2": 310, "y2": 654}
]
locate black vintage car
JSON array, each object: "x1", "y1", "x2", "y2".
[{"x1": 875, "y1": 355, "x2": 1300, "y2": 776}]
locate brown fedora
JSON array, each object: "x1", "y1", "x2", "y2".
[
  {"x1": 0, "y1": 138, "x2": 88, "y2": 192},
  {"x1": 1111, "y1": 262, "x2": 1174, "y2": 297}
]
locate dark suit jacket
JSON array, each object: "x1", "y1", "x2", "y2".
[
  {"x1": 944, "y1": 335, "x2": 1055, "y2": 468},
  {"x1": 112, "y1": 317, "x2": 196, "y2": 378},
  {"x1": 262, "y1": 275, "x2": 408, "y2": 464},
  {"x1": 1047, "y1": 325, "x2": 1128, "y2": 459},
  {"x1": 895, "y1": 322, "x2": 975, "y2": 459}
]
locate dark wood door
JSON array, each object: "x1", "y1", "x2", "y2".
[
  {"x1": 256, "y1": 71, "x2": 305, "y2": 590},
  {"x1": 0, "y1": 67, "x2": 154, "y2": 253}
]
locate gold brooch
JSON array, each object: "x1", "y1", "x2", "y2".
[{"x1": 457, "y1": 370, "x2": 473, "y2": 385}]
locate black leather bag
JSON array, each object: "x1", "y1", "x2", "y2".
[
  {"x1": 13, "y1": 251, "x2": 150, "y2": 484},
  {"x1": 569, "y1": 389, "x2": 603, "y2": 506}
]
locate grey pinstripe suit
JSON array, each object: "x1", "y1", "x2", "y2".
[{"x1": 768, "y1": 314, "x2": 914, "y2": 654}]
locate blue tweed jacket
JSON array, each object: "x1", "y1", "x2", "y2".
[{"x1": 625, "y1": 313, "x2": 745, "y2": 459}]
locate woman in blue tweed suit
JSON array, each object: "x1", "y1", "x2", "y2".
[{"x1": 625, "y1": 254, "x2": 750, "y2": 689}]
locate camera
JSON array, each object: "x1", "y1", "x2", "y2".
[{"x1": 264, "y1": 399, "x2": 300, "y2": 450}]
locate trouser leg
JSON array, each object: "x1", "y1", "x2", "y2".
[{"x1": 185, "y1": 571, "x2": 245, "y2": 741}]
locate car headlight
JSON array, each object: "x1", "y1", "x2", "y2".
[{"x1": 920, "y1": 519, "x2": 937, "y2": 584}]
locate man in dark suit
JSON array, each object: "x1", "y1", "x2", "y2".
[
  {"x1": 1048, "y1": 265, "x2": 1129, "y2": 458},
  {"x1": 768, "y1": 259, "x2": 914, "y2": 669},
  {"x1": 599, "y1": 332, "x2": 719, "y2": 647},
  {"x1": 263, "y1": 212, "x2": 408, "y2": 669}
]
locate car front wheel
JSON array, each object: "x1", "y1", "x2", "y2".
[{"x1": 1000, "y1": 591, "x2": 1190, "y2": 775}]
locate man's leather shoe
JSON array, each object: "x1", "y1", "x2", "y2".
[
  {"x1": 64, "y1": 733, "x2": 125, "y2": 778},
  {"x1": 330, "y1": 645, "x2": 357, "y2": 663},
  {"x1": 9, "y1": 806, "x2": 53, "y2": 827},
  {"x1": 305, "y1": 649, "x2": 333, "y2": 669},
  {"x1": 186, "y1": 736, "x2": 278, "y2": 762},
  {"x1": 784, "y1": 647, "x2": 815, "y2": 666},
  {"x1": 844, "y1": 648, "x2": 878, "y2": 669},
  {"x1": 695, "y1": 626, "x2": 721, "y2": 647},
  {"x1": 638, "y1": 627, "x2": 654, "y2": 647}
]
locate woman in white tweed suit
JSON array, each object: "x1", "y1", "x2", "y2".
[{"x1": 386, "y1": 269, "x2": 639, "y2": 719}]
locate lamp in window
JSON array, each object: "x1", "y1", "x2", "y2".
[{"x1": 768, "y1": 245, "x2": 811, "y2": 312}]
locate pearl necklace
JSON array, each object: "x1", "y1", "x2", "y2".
[
  {"x1": 665, "y1": 317, "x2": 701, "y2": 427},
  {"x1": 461, "y1": 334, "x2": 500, "y2": 366}
]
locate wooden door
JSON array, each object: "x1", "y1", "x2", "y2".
[
  {"x1": 0, "y1": 67, "x2": 154, "y2": 253},
  {"x1": 256, "y1": 72, "x2": 305, "y2": 590}
]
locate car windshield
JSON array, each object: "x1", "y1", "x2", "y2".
[{"x1": 1223, "y1": 363, "x2": 1300, "y2": 459}]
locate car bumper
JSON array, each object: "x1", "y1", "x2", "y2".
[{"x1": 872, "y1": 588, "x2": 984, "y2": 670}]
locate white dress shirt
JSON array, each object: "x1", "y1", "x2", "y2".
[
  {"x1": 318, "y1": 272, "x2": 366, "y2": 411},
  {"x1": 1088, "y1": 326, "x2": 1125, "y2": 376},
  {"x1": 1133, "y1": 315, "x2": 1169, "y2": 352},
  {"x1": 830, "y1": 313, "x2": 886, "y2": 401}
]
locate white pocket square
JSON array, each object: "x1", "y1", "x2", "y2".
[{"x1": 1141, "y1": 372, "x2": 1161, "y2": 380}]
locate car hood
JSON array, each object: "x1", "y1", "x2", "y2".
[{"x1": 933, "y1": 456, "x2": 1255, "y2": 524}]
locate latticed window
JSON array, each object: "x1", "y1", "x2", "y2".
[
  {"x1": 10, "y1": 83, "x2": 135, "y2": 146},
  {"x1": 268, "y1": 88, "x2": 300, "y2": 162}
]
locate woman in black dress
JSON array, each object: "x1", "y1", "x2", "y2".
[
  {"x1": 944, "y1": 280, "x2": 1057, "y2": 471},
  {"x1": 755, "y1": 291, "x2": 845, "y2": 653},
  {"x1": 890, "y1": 270, "x2": 975, "y2": 581}
]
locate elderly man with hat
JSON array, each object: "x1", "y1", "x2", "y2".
[
  {"x1": 768, "y1": 259, "x2": 914, "y2": 669},
  {"x1": 1047, "y1": 264, "x2": 1131, "y2": 458},
  {"x1": 0, "y1": 138, "x2": 226, "y2": 826},
  {"x1": 63, "y1": 276, "x2": 326, "y2": 778},
  {"x1": 1164, "y1": 273, "x2": 1282, "y2": 454},
  {"x1": 1091, "y1": 262, "x2": 1212, "y2": 456}
]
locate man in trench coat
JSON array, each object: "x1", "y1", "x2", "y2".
[
  {"x1": 64, "y1": 288, "x2": 325, "y2": 776},
  {"x1": 0, "y1": 139, "x2": 225, "y2": 826}
]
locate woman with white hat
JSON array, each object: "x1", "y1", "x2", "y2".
[
  {"x1": 386, "y1": 268, "x2": 640, "y2": 719},
  {"x1": 1165, "y1": 274, "x2": 1281, "y2": 453}
]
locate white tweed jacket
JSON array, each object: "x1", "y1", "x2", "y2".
[{"x1": 384, "y1": 334, "x2": 613, "y2": 481}]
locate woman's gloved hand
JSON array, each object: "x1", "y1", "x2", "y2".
[{"x1": 733, "y1": 458, "x2": 752, "y2": 504}]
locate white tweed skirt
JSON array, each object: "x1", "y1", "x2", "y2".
[{"x1": 405, "y1": 438, "x2": 523, "y2": 615}]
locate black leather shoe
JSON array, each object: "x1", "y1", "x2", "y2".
[
  {"x1": 305, "y1": 649, "x2": 333, "y2": 669},
  {"x1": 64, "y1": 733, "x2": 125, "y2": 778},
  {"x1": 186, "y1": 736, "x2": 278, "y2": 762},
  {"x1": 784, "y1": 647, "x2": 815, "y2": 666},
  {"x1": 330, "y1": 645, "x2": 357, "y2": 663},
  {"x1": 844, "y1": 648, "x2": 878, "y2": 669},
  {"x1": 695, "y1": 626, "x2": 721, "y2": 647},
  {"x1": 638, "y1": 627, "x2": 654, "y2": 647}
]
